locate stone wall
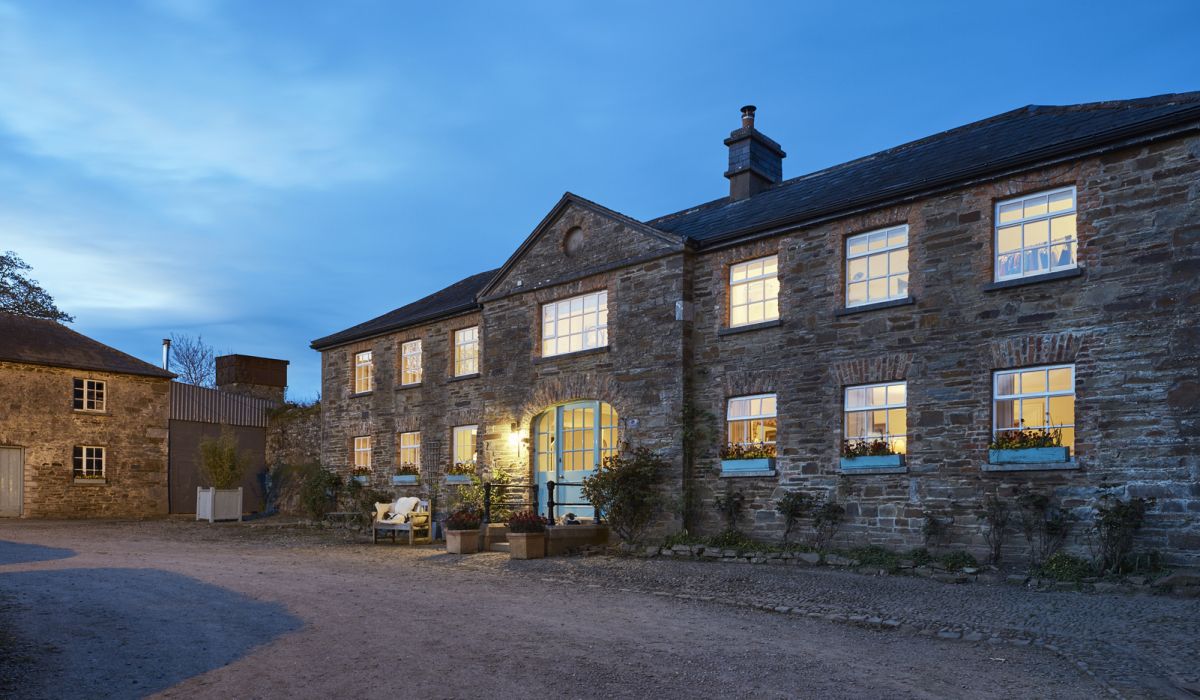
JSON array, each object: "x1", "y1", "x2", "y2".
[
  {"x1": 687, "y1": 135, "x2": 1200, "y2": 565},
  {"x1": 265, "y1": 401, "x2": 322, "y2": 468},
  {"x1": 0, "y1": 361, "x2": 170, "y2": 518}
]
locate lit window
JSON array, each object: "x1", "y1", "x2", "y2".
[
  {"x1": 846, "y1": 225, "x2": 909, "y2": 307},
  {"x1": 726, "y1": 394, "x2": 777, "y2": 446},
  {"x1": 542, "y1": 290, "x2": 608, "y2": 357},
  {"x1": 354, "y1": 351, "x2": 373, "y2": 393},
  {"x1": 452, "y1": 425, "x2": 477, "y2": 466},
  {"x1": 353, "y1": 436, "x2": 372, "y2": 469},
  {"x1": 72, "y1": 446, "x2": 105, "y2": 478},
  {"x1": 398, "y1": 431, "x2": 420, "y2": 469},
  {"x1": 728, "y1": 255, "x2": 779, "y2": 327},
  {"x1": 72, "y1": 379, "x2": 106, "y2": 411},
  {"x1": 453, "y1": 327, "x2": 479, "y2": 377},
  {"x1": 844, "y1": 382, "x2": 908, "y2": 454},
  {"x1": 993, "y1": 365, "x2": 1075, "y2": 450},
  {"x1": 995, "y1": 187, "x2": 1077, "y2": 281},
  {"x1": 400, "y1": 340, "x2": 422, "y2": 385}
]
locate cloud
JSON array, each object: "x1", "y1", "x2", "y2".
[{"x1": 0, "y1": 3, "x2": 394, "y2": 189}]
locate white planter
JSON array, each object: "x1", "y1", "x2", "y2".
[{"x1": 196, "y1": 487, "x2": 243, "y2": 523}]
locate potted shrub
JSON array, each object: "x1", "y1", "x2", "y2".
[
  {"x1": 196, "y1": 427, "x2": 247, "y2": 523},
  {"x1": 444, "y1": 508, "x2": 483, "y2": 554},
  {"x1": 351, "y1": 465, "x2": 372, "y2": 484},
  {"x1": 719, "y1": 442, "x2": 776, "y2": 475},
  {"x1": 840, "y1": 438, "x2": 904, "y2": 470},
  {"x1": 505, "y1": 510, "x2": 549, "y2": 559},
  {"x1": 989, "y1": 424, "x2": 1070, "y2": 464},
  {"x1": 392, "y1": 464, "x2": 420, "y2": 485},
  {"x1": 445, "y1": 461, "x2": 475, "y2": 485}
]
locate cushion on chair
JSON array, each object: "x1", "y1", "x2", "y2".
[
  {"x1": 374, "y1": 503, "x2": 391, "y2": 521},
  {"x1": 393, "y1": 496, "x2": 420, "y2": 517}
]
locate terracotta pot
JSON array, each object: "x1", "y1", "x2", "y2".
[
  {"x1": 507, "y1": 531, "x2": 546, "y2": 560},
  {"x1": 445, "y1": 528, "x2": 481, "y2": 554}
]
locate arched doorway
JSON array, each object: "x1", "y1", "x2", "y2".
[{"x1": 532, "y1": 400, "x2": 618, "y2": 521}]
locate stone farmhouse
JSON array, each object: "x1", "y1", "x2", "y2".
[
  {"x1": 312, "y1": 92, "x2": 1200, "y2": 565},
  {"x1": 0, "y1": 312, "x2": 174, "y2": 517}
]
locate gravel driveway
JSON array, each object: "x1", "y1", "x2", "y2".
[{"x1": 0, "y1": 520, "x2": 1187, "y2": 699}]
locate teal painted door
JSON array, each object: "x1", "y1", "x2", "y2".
[
  {"x1": 0, "y1": 448, "x2": 23, "y2": 517},
  {"x1": 533, "y1": 401, "x2": 618, "y2": 522}
]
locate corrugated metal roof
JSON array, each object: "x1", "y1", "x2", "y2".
[{"x1": 169, "y1": 382, "x2": 273, "y2": 428}]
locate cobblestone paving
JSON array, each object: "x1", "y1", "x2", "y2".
[{"x1": 443, "y1": 553, "x2": 1200, "y2": 699}]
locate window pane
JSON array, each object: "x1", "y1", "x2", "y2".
[
  {"x1": 764, "y1": 298, "x2": 779, "y2": 321},
  {"x1": 762, "y1": 256, "x2": 778, "y2": 275},
  {"x1": 1023, "y1": 247, "x2": 1048, "y2": 276},
  {"x1": 867, "y1": 278, "x2": 887, "y2": 301},
  {"x1": 1050, "y1": 242, "x2": 1075, "y2": 269},
  {"x1": 1059, "y1": 427, "x2": 1075, "y2": 450},
  {"x1": 869, "y1": 410, "x2": 888, "y2": 436},
  {"x1": 887, "y1": 383, "x2": 906, "y2": 405},
  {"x1": 998, "y1": 252, "x2": 1021, "y2": 278},
  {"x1": 1048, "y1": 367, "x2": 1072, "y2": 392},
  {"x1": 869, "y1": 385, "x2": 887, "y2": 406},
  {"x1": 761, "y1": 395, "x2": 776, "y2": 416},
  {"x1": 1050, "y1": 213, "x2": 1076, "y2": 242},
  {"x1": 1021, "y1": 370, "x2": 1047, "y2": 394},
  {"x1": 748, "y1": 281, "x2": 764, "y2": 303},
  {"x1": 998, "y1": 201, "x2": 1023, "y2": 223},
  {"x1": 845, "y1": 388, "x2": 866, "y2": 409},
  {"x1": 888, "y1": 408, "x2": 907, "y2": 436},
  {"x1": 995, "y1": 398, "x2": 1017, "y2": 429},
  {"x1": 1023, "y1": 220, "x2": 1049, "y2": 247},
  {"x1": 887, "y1": 227, "x2": 907, "y2": 247},
  {"x1": 730, "y1": 306, "x2": 748, "y2": 326},
  {"x1": 867, "y1": 254, "x2": 888, "y2": 279},
  {"x1": 847, "y1": 282, "x2": 867, "y2": 306},
  {"x1": 1024, "y1": 195, "x2": 1048, "y2": 218},
  {"x1": 1048, "y1": 395, "x2": 1074, "y2": 426},
  {"x1": 868, "y1": 231, "x2": 887, "y2": 250},
  {"x1": 845, "y1": 411, "x2": 865, "y2": 438},
  {"x1": 888, "y1": 249, "x2": 908, "y2": 274},
  {"x1": 847, "y1": 235, "x2": 868, "y2": 257},
  {"x1": 1021, "y1": 398, "x2": 1046, "y2": 426},
  {"x1": 889, "y1": 274, "x2": 909, "y2": 299},
  {"x1": 996, "y1": 372, "x2": 1017, "y2": 396},
  {"x1": 1048, "y1": 189, "x2": 1073, "y2": 212},
  {"x1": 747, "y1": 303, "x2": 764, "y2": 324},
  {"x1": 848, "y1": 258, "x2": 868, "y2": 282},
  {"x1": 998, "y1": 226, "x2": 1022, "y2": 254}
]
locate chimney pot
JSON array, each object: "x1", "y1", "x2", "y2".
[{"x1": 740, "y1": 105, "x2": 756, "y2": 129}]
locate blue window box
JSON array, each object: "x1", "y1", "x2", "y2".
[
  {"x1": 445, "y1": 474, "x2": 473, "y2": 484},
  {"x1": 988, "y1": 447, "x2": 1070, "y2": 464},
  {"x1": 720, "y1": 457, "x2": 775, "y2": 475},
  {"x1": 391, "y1": 474, "x2": 419, "y2": 485},
  {"x1": 351, "y1": 475, "x2": 370, "y2": 484},
  {"x1": 840, "y1": 454, "x2": 905, "y2": 470}
]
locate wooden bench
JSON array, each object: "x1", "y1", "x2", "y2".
[{"x1": 371, "y1": 499, "x2": 432, "y2": 545}]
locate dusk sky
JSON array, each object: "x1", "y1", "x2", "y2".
[{"x1": 2, "y1": 0, "x2": 1196, "y2": 399}]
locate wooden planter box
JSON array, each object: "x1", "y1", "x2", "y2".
[
  {"x1": 507, "y1": 531, "x2": 546, "y2": 559},
  {"x1": 444, "y1": 474, "x2": 473, "y2": 484},
  {"x1": 445, "y1": 528, "x2": 481, "y2": 554},
  {"x1": 391, "y1": 475, "x2": 419, "y2": 485},
  {"x1": 720, "y1": 457, "x2": 775, "y2": 475},
  {"x1": 196, "y1": 487, "x2": 242, "y2": 523},
  {"x1": 989, "y1": 447, "x2": 1071, "y2": 464},
  {"x1": 840, "y1": 454, "x2": 905, "y2": 470}
]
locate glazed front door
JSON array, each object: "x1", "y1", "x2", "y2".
[
  {"x1": 0, "y1": 447, "x2": 23, "y2": 517},
  {"x1": 532, "y1": 401, "x2": 618, "y2": 522}
]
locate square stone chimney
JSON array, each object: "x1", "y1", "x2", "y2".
[
  {"x1": 724, "y1": 105, "x2": 786, "y2": 201},
  {"x1": 215, "y1": 354, "x2": 289, "y2": 403}
]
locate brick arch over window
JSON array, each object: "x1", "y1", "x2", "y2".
[
  {"x1": 989, "y1": 332, "x2": 1089, "y2": 368},
  {"x1": 517, "y1": 374, "x2": 625, "y2": 427},
  {"x1": 722, "y1": 370, "x2": 781, "y2": 398},
  {"x1": 830, "y1": 353, "x2": 914, "y2": 386}
]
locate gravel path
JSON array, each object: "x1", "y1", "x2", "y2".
[{"x1": 0, "y1": 520, "x2": 1184, "y2": 698}]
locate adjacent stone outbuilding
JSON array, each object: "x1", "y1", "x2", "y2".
[{"x1": 0, "y1": 312, "x2": 173, "y2": 518}]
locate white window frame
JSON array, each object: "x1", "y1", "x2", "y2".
[
  {"x1": 452, "y1": 425, "x2": 477, "y2": 466},
  {"x1": 73, "y1": 445, "x2": 105, "y2": 478},
  {"x1": 541, "y1": 290, "x2": 609, "y2": 357},
  {"x1": 353, "y1": 436, "x2": 372, "y2": 469},
  {"x1": 398, "y1": 431, "x2": 421, "y2": 469},
  {"x1": 728, "y1": 255, "x2": 780, "y2": 328},
  {"x1": 845, "y1": 225, "x2": 909, "y2": 307},
  {"x1": 726, "y1": 394, "x2": 777, "y2": 447},
  {"x1": 843, "y1": 381, "x2": 908, "y2": 454},
  {"x1": 400, "y1": 340, "x2": 422, "y2": 386},
  {"x1": 992, "y1": 364, "x2": 1075, "y2": 449},
  {"x1": 994, "y1": 186, "x2": 1078, "y2": 282},
  {"x1": 73, "y1": 378, "x2": 106, "y2": 412},
  {"x1": 453, "y1": 327, "x2": 479, "y2": 377},
  {"x1": 353, "y1": 351, "x2": 373, "y2": 393}
]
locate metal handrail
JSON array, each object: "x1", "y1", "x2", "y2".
[
  {"x1": 483, "y1": 482, "x2": 538, "y2": 524},
  {"x1": 545, "y1": 479, "x2": 602, "y2": 526}
]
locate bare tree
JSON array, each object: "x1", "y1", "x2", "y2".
[
  {"x1": 0, "y1": 251, "x2": 73, "y2": 322},
  {"x1": 170, "y1": 333, "x2": 215, "y2": 387}
]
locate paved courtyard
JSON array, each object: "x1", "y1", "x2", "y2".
[{"x1": 0, "y1": 520, "x2": 1195, "y2": 699}]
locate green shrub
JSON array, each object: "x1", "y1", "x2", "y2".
[
  {"x1": 298, "y1": 465, "x2": 341, "y2": 520},
  {"x1": 938, "y1": 551, "x2": 978, "y2": 571},
  {"x1": 714, "y1": 486, "x2": 745, "y2": 531},
  {"x1": 708, "y1": 528, "x2": 755, "y2": 550},
  {"x1": 1039, "y1": 552, "x2": 1094, "y2": 582},
  {"x1": 198, "y1": 426, "x2": 248, "y2": 489},
  {"x1": 581, "y1": 447, "x2": 667, "y2": 544},
  {"x1": 908, "y1": 547, "x2": 934, "y2": 567},
  {"x1": 847, "y1": 545, "x2": 901, "y2": 571},
  {"x1": 1091, "y1": 494, "x2": 1154, "y2": 575},
  {"x1": 775, "y1": 491, "x2": 816, "y2": 543},
  {"x1": 811, "y1": 500, "x2": 845, "y2": 552}
]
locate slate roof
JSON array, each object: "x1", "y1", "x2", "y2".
[
  {"x1": 312, "y1": 92, "x2": 1200, "y2": 350},
  {"x1": 648, "y1": 92, "x2": 1200, "y2": 243},
  {"x1": 0, "y1": 312, "x2": 174, "y2": 378},
  {"x1": 310, "y1": 268, "x2": 499, "y2": 350}
]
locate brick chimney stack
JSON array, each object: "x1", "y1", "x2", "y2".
[
  {"x1": 724, "y1": 105, "x2": 786, "y2": 201},
  {"x1": 215, "y1": 354, "x2": 289, "y2": 404}
]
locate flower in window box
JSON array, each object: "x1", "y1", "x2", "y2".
[
  {"x1": 989, "y1": 422, "x2": 1070, "y2": 464},
  {"x1": 392, "y1": 464, "x2": 420, "y2": 484},
  {"x1": 719, "y1": 442, "x2": 776, "y2": 475},
  {"x1": 839, "y1": 438, "x2": 905, "y2": 471}
]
